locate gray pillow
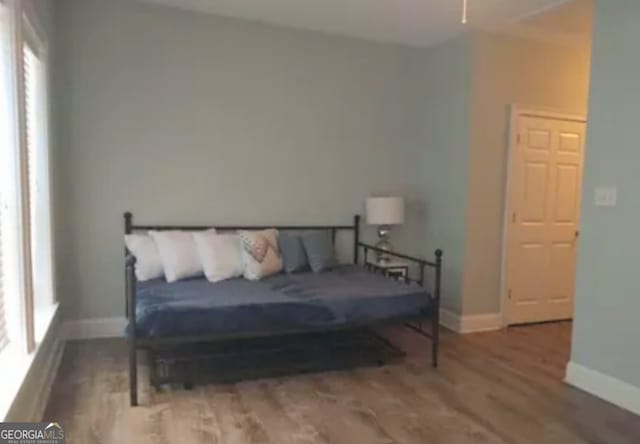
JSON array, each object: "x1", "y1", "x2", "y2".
[
  {"x1": 301, "y1": 231, "x2": 336, "y2": 272},
  {"x1": 278, "y1": 233, "x2": 309, "y2": 273}
]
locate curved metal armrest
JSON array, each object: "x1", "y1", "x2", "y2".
[{"x1": 357, "y1": 242, "x2": 440, "y2": 267}]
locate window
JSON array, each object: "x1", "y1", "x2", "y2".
[
  {"x1": 0, "y1": 0, "x2": 55, "y2": 357},
  {"x1": 0, "y1": 0, "x2": 20, "y2": 355},
  {"x1": 0, "y1": 0, "x2": 55, "y2": 418},
  {"x1": 23, "y1": 19, "x2": 54, "y2": 342},
  {"x1": 0, "y1": 1, "x2": 8, "y2": 354}
]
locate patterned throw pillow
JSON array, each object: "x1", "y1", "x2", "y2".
[{"x1": 238, "y1": 229, "x2": 283, "y2": 280}]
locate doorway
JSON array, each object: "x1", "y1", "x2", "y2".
[{"x1": 502, "y1": 106, "x2": 587, "y2": 325}]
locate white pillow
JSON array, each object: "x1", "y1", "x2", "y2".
[
  {"x1": 238, "y1": 229, "x2": 282, "y2": 280},
  {"x1": 149, "y1": 229, "x2": 215, "y2": 283},
  {"x1": 124, "y1": 234, "x2": 164, "y2": 281},
  {"x1": 193, "y1": 232, "x2": 244, "y2": 283}
]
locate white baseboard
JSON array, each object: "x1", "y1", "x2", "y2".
[
  {"x1": 438, "y1": 308, "x2": 461, "y2": 332},
  {"x1": 565, "y1": 361, "x2": 640, "y2": 416},
  {"x1": 63, "y1": 317, "x2": 126, "y2": 340},
  {"x1": 439, "y1": 308, "x2": 502, "y2": 334}
]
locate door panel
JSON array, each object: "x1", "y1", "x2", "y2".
[
  {"x1": 507, "y1": 114, "x2": 585, "y2": 325},
  {"x1": 554, "y1": 164, "x2": 580, "y2": 222},
  {"x1": 548, "y1": 242, "x2": 574, "y2": 302},
  {"x1": 513, "y1": 243, "x2": 546, "y2": 304},
  {"x1": 522, "y1": 163, "x2": 549, "y2": 222}
]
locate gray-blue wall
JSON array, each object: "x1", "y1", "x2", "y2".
[
  {"x1": 53, "y1": 0, "x2": 430, "y2": 319},
  {"x1": 571, "y1": 0, "x2": 640, "y2": 389},
  {"x1": 416, "y1": 36, "x2": 472, "y2": 314}
]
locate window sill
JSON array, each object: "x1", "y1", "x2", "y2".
[
  {"x1": 35, "y1": 302, "x2": 59, "y2": 343},
  {"x1": 0, "y1": 302, "x2": 60, "y2": 420}
]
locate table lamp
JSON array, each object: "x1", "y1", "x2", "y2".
[{"x1": 365, "y1": 196, "x2": 405, "y2": 263}]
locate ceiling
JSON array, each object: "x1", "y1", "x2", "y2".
[
  {"x1": 522, "y1": 0, "x2": 592, "y2": 36},
  {"x1": 498, "y1": 0, "x2": 593, "y2": 46},
  {"x1": 138, "y1": 0, "x2": 585, "y2": 48}
]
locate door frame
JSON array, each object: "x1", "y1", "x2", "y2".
[{"x1": 500, "y1": 105, "x2": 587, "y2": 327}]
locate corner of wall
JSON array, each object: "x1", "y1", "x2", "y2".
[{"x1": 459, "y1": 29, "x2": 592, "y2": 320}]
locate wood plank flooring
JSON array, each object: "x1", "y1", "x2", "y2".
[{"x1": 44, "y1": 322, "x2": 640, "y2": 443}]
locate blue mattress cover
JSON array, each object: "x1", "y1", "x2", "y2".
[{"x1": 130, "y1": 265, "x2": 430, "y2": 338}]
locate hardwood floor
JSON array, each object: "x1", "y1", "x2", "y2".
[{"x1": 44, "y1": 322, "x2": 640, "y2": 444}]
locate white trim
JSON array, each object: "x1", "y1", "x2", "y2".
[
  {"x1": 500, "y1": 105, "x2": 587, "y2": 327},
  {"x1": 1, "y1": 304, "x2": 61, "y2": 421},
  {"x1": 23, "y1": 335, "x2": 64, "y2": 421},
  {"x1": 63, "y1": 316, "x2": 126, "y2": 340},
  {"x1": 565, "y1": 362, "x2": 640, "y2": 416},
  {"x1": 438, "y1": 308, "x2": 461, "y2": 332},
  {"x1": 509, "y1": 105, "x2": 586, "y2": 123},
  {"x1": 18, "y1": 0, "x2": 46, "y2": 47},
  {"x1": 439, "y1": 308, "x2": 502, "y2": 334}
]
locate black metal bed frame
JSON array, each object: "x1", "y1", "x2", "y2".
[{"x1": 124, "y1": 212, "x2": 442, "y2": 406}]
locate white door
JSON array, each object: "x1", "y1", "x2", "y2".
[{"x1": 505, "y1": 110, "x2": 586, "y2": 325}]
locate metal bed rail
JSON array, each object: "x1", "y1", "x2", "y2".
[{"x1": 124, "y1": 212, "x2": 443, "y2": 406}]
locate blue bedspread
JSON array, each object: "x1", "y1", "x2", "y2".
[{"x1": 131, "y1": 265, "x2": 430, "y2": 338}]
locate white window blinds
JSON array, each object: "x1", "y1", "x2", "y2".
[
  {"x1": 24, "y1": 44, "x2": 38, "y2": 218},
  {"x1": 0, "y1": 0, "x2": 14, "y2": 353},
  {"x1": 23, "y1": 22, "x2": 54, "y2": 342},
  {"x1": 0, "y1": 212, "x2": 7, "y2": 353}
]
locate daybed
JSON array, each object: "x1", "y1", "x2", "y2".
[{"x1": 124, "y1": 213, "x2": 442, "y2": 406}]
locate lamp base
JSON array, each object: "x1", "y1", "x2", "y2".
[{"x1": 375, "y1": 226, "x2": 393, "y2": 263}]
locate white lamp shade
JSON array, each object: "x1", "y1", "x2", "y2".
[{"x1": 366, "y1": 197, "x2": 405, "y2": 226}]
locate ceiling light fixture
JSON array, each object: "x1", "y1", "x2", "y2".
[{"x1": 461, "y1": 0, "x2": 468, "y2": 24}]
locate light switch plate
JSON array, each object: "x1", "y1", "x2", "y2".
[{"x1": 594, "y1": 187, "x2": 617, "y2": 207}]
